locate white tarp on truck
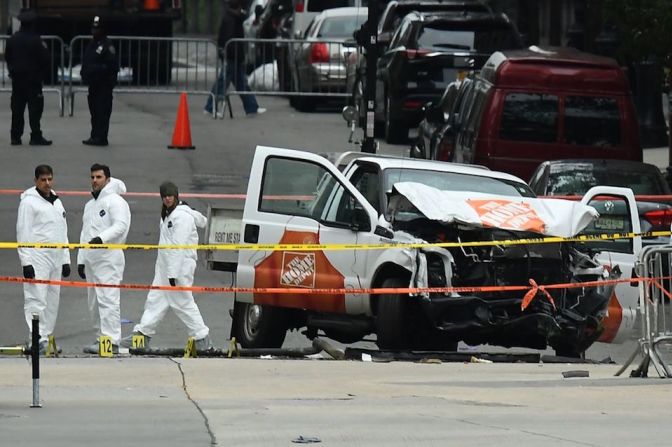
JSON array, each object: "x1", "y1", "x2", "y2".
[{"x1": 391, "y1": 182, "x2": 600, "y2": 237}]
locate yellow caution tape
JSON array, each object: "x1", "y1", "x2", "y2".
[{"x1": 1, "y1": 230, "x2": 669, "y2": 251}]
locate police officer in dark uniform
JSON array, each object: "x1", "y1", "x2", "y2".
[
  {"x1": 81, "y1": 16, "x2": 118, "y2": 147},
  {"x1": 4, "y1": 10, "x2": 52, "y2": 146}
]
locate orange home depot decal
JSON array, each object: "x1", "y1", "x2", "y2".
[
  {"x1": 597, "y1": 291, "x2": 623, "y2": 343},
  {"x1": 254, "y1": 230, "x2": 346, "y2": 313},
  {"x1": 467, "y1": 199, "x2": 546, "y2": 233}
]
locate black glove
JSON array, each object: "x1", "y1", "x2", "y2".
[
  {"x1": 88, "y1": 237, "x2": 103, "y2": 244},
  {"x1": 23, "y1": 265, "x2": 35, "y2": 279},
  {"x1": 78, "y1": 264, "x2": 86, "y2": 279},
  {"x1": 62, "y1": 264, "x2": 71, "y2": 278},
  {"x1": 169, "y1": 278, "x2": 176, "y2": 287}
]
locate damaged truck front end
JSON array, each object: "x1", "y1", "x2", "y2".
[{"x1": 386, "y1": 183, "x2": 628, "y2": 357}]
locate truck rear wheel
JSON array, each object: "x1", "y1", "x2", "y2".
[{"x1": 232, "y1": 301, "x2": 287, "y2": 348}]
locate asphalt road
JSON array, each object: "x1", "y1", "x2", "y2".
[
  {"x1": 0, "y1": 90, "x2": 663, "y2": 364},
  {"x1": 1, "y1": 91, "x2": 672, "y2": 447}
]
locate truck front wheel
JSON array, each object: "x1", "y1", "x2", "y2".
[
  {"x1": 232, "y1": 301, "x2": 287, "y2": 348},
  {"x1": 376, "y1": 277, "x2": 410, "y2": 350}
]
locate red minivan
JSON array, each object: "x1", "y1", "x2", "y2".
[{"x1": 450, "y1": 47, "x2": 642, "y2": 180}]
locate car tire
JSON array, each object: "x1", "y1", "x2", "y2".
[
  {"x1": 294, "y1": 93, "x2": 316, "y2": 112},
  {"x1": 232, "y1": 301, "x2": 287, "y2": 348},
  {"x1": 376, "y1": 277, "x2": 410, "y2": 350},
  {"x1": 385, "y1": 96, "x2": 407, "y2": 144}
]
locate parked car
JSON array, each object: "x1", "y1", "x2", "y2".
[
  {"x1": 450, "y1": 47, "x2": 643, "y2": 180},
  {"x1": 374, "y1": 10, "x2": 522, "y2": 143},
  {"x1": 411, "y1": 79, "x2": 461, "y2": 159},
  {"x1": 529, "y1": 159, "x2": 672, "y2": 246},
  {"x1": 346, "y1": 0, "x2": 493, "y2": 121},
  {"x1": 211, "y1": 146, "x2": 642, "y2": 356},
  {"x1": 291, "y1": 7, "x2": 367, "y2": 111},
  {"x1": 291, "y1": 0, "x2": 366, "y2": 39}
]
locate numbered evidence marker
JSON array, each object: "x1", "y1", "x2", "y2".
[
  {"x1": 184, "y1": 337, "x2": 197, "y2": 358},
  {"x1": 99, "y1": 336, "x2": 114, "y2": 357},
  {"x1": 46, "y1": 335, "x2": 59, "y2": 358},
  {"x1": 131, "y1": 334, "x2": 146, "y2": 349}
]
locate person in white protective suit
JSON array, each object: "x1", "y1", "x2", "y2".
[
  {"x1": 16, "y1": 165, "x2": 71, "y2": 353},
  {"x1": 121, "y1": 181, "x2": 212, "y2": 350},
  {"x1": 77, "y1": 163, "x2": 131, "y2": 354}
]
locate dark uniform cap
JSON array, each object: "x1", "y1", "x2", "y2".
[
  {"x1": 17, "y1": 10, "x2": 37, "y2": 23},
  {"x1": 159, "y1": 181, "x2": 179, "y2": 198}
]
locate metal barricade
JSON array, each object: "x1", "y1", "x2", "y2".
[
  {"x1": 67, "y1": 35, "x2": 220, "y2": 117},
  {"x1": 0, "y1": 35, "x2": 66, "y2": 116},
  {"x1": 616, "y1": 244, "x2": 672, "y2": 378},
  {"x1": 219, "y1": 38, "x2": 360, "y2": 115}
]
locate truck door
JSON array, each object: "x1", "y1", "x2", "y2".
[
  {"x1": 580, "y1": 186, "x2": 642, "y2": 343},
  {"x1": 237, "y1": 146, "x2": 380, "y2": 315}
]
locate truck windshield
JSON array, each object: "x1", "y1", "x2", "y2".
[{"x1": 383, "y1": 168, "x2": 535, "y2": 197}]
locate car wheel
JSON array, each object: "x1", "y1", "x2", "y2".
[
  {"x1": 385, "y1": 96, "x2": 407, "y2": 144},
  {"x1": 376, "y1": 277, "x2": 410, "y2": 350},
  {"x1": 232, "y1": 301, "x2": 287, "y2": 348}
]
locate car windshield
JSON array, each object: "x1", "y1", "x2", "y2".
[
  {"x1": 417, "y1": 23, "x2": 519, "y2": 53},
  {"x1": 318, "y1": 15, "x2": 367, "y2": 38},
  {"x1": 383, "y1": 168, "x2": 535, "y2": 197},
  {"x1": 546, "y1": 164, "x2": 667, "y2": 196}
]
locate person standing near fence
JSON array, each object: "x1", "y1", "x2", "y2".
[
  {"x1": 77, "y1": 164, "x2": 131, "y2": 354},
  {"x1": 81, "y1": 16, "x2": 118, "y2": 147},
  {"x1": 5, "y1": 10, "x2": 52, "y2": 146},
  {"x1": 122, "y1": 182, "x2": 212, "y2": 350},
  {"x1": 204, "y1": 0, "x2": 266, "y2": 117},
  {"x1": 17, "y1": 165, "x2": 70, "y2": 353}
]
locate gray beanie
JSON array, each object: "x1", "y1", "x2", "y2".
[{"x1": 159, "y1": 181, "x2": 179, "y2": 199}]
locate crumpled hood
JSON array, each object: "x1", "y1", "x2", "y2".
[{"x1": 390, "y1": 182, "x2": 599, "y2": 237}]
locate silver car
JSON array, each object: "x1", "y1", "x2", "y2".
[{"x1": 292, "y1": 6, "x2": 366, "y2": 111}]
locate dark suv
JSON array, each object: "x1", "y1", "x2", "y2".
[{"x1": 374, "y1": 10, "x2": 522, "y2": 143}]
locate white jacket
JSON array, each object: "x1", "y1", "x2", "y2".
[
  {"x1": 77, "y1": 178, "x2": 131, "y2": 265},
  {"x1": 157, "y1": 203, "x2": 207, "y2": 279},
  {"x1": 16, "y1": 187, "x2": 69, "y2": 267}
]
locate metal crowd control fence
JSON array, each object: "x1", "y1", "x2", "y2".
[
  {"x1": 616, "y1": 244, "x2": 672, "y2": 378},
  {"x1": 0, "y1": 35, "x2": 66, "y2": 116},
  {"x1": 220, "y1": 38, "x2": 360, "y2": 116},
  {"x1": 67, "y1": 35, "x2": 220, "y2": 116}
]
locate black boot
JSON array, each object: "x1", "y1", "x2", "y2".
[{"x1": 30, "y1": 134, "x2": 52, "y2": 146}]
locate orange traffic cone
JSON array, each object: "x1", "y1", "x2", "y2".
[
  {"x1": 144, "y1": 0, "x2": 161, "y2": 11},
  {"x1": 168, "y1": 92, "x2": 195, "y2": 150}
]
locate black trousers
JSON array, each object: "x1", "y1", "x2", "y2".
[
  {"x1": 10, "y1": 78, "x2": 44, "y2": 140},
  {"x1": 87, "y1": 85, "x2": 114, "y2": 141}
]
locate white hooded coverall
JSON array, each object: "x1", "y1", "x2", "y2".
[
  {"x1": 134, "y1": 203, "x2": 209, "y2": 340},
  {"x1": 77, "y1": 178, "x2": 131, "y2": 345},
  {"x1": 17, "y1": 187, "x2": 70, "y2": 340}
]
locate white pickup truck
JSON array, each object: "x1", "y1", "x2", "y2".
[{"x1": 206, "y1": 146, "x2": 641, "y2": 356}]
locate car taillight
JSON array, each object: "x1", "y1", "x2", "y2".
[
  {"x1": 295, "y1": 1, "x2": 304, "y2": 12},
  {"x1": 402, "y1": 99, "x2": 423, "y2": 109},
  {"x1": 308, "y1": 43, "x2": 330, "y2": 63},
  {"x1": 404, "y1": 49, "x2": 430, "y2": 59},
  {"x1": 643, "y1": 209, "x2": 672, "y2": 229}
]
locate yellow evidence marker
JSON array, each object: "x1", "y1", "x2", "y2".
[
  {"x1": 131, "y1": 334, "x2": 146, "y2": 349},
  {"x1": 184, "y1": 337, "x2": 197, "y2": 358},
  {"x1": 99, "y1": 336, "x2": 114, "y2": 357}
]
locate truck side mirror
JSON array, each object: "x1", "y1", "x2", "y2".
[{"x1": 351, "y1": 206, "x2": 371, "y2": 232}]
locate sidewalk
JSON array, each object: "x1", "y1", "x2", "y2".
[{"x1": 2, "y1": 357, "x2": 672, "y2": 446}]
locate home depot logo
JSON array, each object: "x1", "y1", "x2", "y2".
[
  {"x1": 467, "y1": 199, "x2": 545, "y2": 233},
  {"x1": 280, "y1": 252, "x2": 316, "y2": 288}
]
